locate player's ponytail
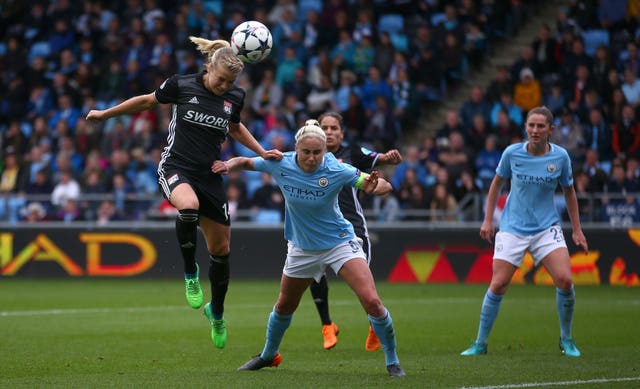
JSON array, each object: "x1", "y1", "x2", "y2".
[{"x1": 189, "y1": 36, "x2": 244, "y2": 75}]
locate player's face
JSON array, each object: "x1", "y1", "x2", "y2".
[
  {"x1": 525, "y1": 113, "x2": 552, "y2": 145},
  {"x1": 320, "y1": 116, "x2": 343, "y2": 152},
  {"x1": 205, "y1": 63, "x2": 236, "y2": 95},
  {"x1": 295, "y1": 137, "x2": 326, "y2": 172}
]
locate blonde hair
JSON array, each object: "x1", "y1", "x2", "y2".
[
  {"x1": 295, "y1": 124, "x2": 326, "y2": 144},
  {"x1": 189, "y1": 36, "x2": 244, "y2": 75}
]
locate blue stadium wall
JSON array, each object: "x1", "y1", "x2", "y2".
[{"x1": 1, "y1": 225, "x2": 638, "y2": 286}]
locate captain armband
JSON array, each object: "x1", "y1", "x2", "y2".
[{"x1": 355, "y1": 172, "x2": 370, "y2": 189}]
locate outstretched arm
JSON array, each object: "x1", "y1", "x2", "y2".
[
  {"x1": 86, "y1": 93, "x2": 158, "y2": 122},
  {"x1": 376, "y1": 149, "x2": 403, "y2": 166},
  {"x1": 228, "y1": 122, "x2": 283, "y2": 160},
  {"x1": 211, "y1": 156, "x2": 255, "y2": 175},
  {"x1": 359, "y1": 171, "x2": 393, "y2": 196}
]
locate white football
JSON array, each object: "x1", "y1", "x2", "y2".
[{"x1": 230, "y1": 21, "x2": 273, "y2": 63}]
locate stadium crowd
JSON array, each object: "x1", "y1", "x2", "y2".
[{"x1": 0, "y1": 0, "x2": 638, "y2": 224}]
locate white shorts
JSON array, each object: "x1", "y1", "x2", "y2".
[
  {"x1": 493, "y1": 226, "x2": 567, "y2": 267},
  {"x1": 283, "y1": 240, "x2": 366, "y2": 282}
]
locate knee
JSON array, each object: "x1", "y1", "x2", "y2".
[
  {"x1": 489, "y1": 279, "x2": 510, "y2": 295},
  {"x1": 208, "y1": 240, "x2": 230, "y2": 256},
  {"x1": 361, "y1": 297, "x2": 384, "y2": 317},
  {"x1": 275, "y1": 301, "x2": 298, "y2": 316},
  {"x1": 554, "y1": 274, "x2": 573, "y2": 290}
]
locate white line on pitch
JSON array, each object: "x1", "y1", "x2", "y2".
[
  {"x1": 459, "y1": 376, "x2": 640, "y2": 389},
  {"x1": 1, "y1": 297, "x2": 638, "y2": 317}
]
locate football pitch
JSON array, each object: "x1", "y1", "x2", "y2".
[{"x1": 1, "y1": 279, "x2": 638, "y2": 388}]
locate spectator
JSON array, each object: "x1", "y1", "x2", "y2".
[
  {"x1": 551, "y1": 108, "x2": 586, "y2": 164},
  {"x1": 96, "y1": 199, "x2": 123, "y2": 225},
  {"x1": 375, "y1": 32, "x2": 396, "y2": 78},
  {"x1": 603, "y1": 162, "x2": 638, "y2": 206},
  {"x1": 510, "y1": 46, "x2": 539, "y2": 86},
  {"x1": 611, "y1": 104, "x2": 640, "y2": 160},
  {"x1": 579, "y1": 148, "x2": 609, "y2": 192},
  {"x1": 621, "y1": 67, "x2": 640, "y2": 107},
  {"x1": 584, "y1": 108, "x2": 614, "y2": 170},
  {"x1": 341, "y1": 91, "x2": 367, "y2": 141},
  {"x1": 334, "y1": 69, "x2": 359, "y2": 113},
  {"x1": 0, "y1": 149, "x2": 23, "y2": 194},
  {"x1": 454, "y1": 169, "x2": 482, "y2": 221},
  {"x1": 397, "y1": 167, "x2": 430, "y2": 213},
  {"x1": 531, "y1": 24, "x2": 558, "y2": 79},
  {"x1": 51, "y1": 169, "x2": 81, "y2": 208},
  {"x1": 485, "y1": 65, "x2": 514, "y2": 104},
  {"x1": 330, "y1": 29, "x2": 356, "y2": 68},
  {"x1": 430, "y1": 183, "x2": 458, "y2": 222},
  {"x1": 352, "y1": 33, "x2": 376, "y2": 79},
  {"x1": 474, "y1": 135, "x2": 502, "y2": 190},
  {"x1": 544, "y1": 83, "x2": 566, "y2": 116},
  {"x1": 459, "y1": 86, "x2": 492, "y2": 130},
  {"x1": 251, "y1": 69, "x2": 283, "y2": 121},
  {"x1": 411, "y1": 47, "x2": 444, "y2": 103},
  {"x1": 55, "y1": 198, "x2": 85, "y2": 223},
  {"x1": 360, "y1": 65, "x2": 393, "y2": 115},
  {"x1": 23, "y1": 201, "x2": 49, "y2": 223},
  {"x1": 493, "y1": 108, "x2": 523, "y2": 150},
  {"x1": 436, "y1": 110, "x2": 466, "y2": 145},
  {"x1": 363, "y1": 95, "x2": 398, "y2": 151},
  {"x1": 438, "y1": 131, "x2": 472, "y2": 182},
  {"x1": 465, "y1": 21, "x2": 487, "y2": 71},
  {"x1": 441, "y1": 32, "x2": 467, "y2": 84},
  {"x1": 513, "y1": 67, "x2": 542, "y2": 113},
  {"x1": 490, "y1": 92, "x2": 523, "y2": 128},
  {"x1": 306, "y1": 75, "x2": 336, "y2": 118},
  {"x1": 391, "y1": 145, "x2": 430, "y2": 189},
  {"x1": 466, "y1": 114, "x2": 491, "y2": 152},
  {"x1": 307, "y1": 49, "x2": 336, "y2": 90}
]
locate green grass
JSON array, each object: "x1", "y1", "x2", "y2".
[{"x1": 1, "y1": 280, "x2": 639, "y2": 388}]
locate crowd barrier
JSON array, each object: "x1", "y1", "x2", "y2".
[{"x1": 1, "y1": 223, "x2": 638, "y2": 286}]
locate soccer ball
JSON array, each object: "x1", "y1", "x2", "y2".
[{"x1": 230, "y1": 21, "x2": 273, "y2": 63}]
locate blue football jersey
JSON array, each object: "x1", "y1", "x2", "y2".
[
  {"x1": 496, "y1": 142, "x2": 573, "y2": 235},
  {"x1": 253, "y1": 152, "x2": 362, "y2": 250}
]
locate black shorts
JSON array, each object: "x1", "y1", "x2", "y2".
[{"x1": 158, "y1": 167, "x2": 230, "y2": 226}]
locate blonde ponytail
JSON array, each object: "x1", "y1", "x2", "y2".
[{"x1": 189, "y1": 36, "x2": 244, "y2": 75}]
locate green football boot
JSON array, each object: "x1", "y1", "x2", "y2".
[
  {"x1": 204, "y1": 302, "x2": 227, "y2": 349},
  {"x1": 184, "y1": 264, "x2": 203, "y2": 309}
]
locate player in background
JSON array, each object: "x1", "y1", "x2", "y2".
[
  {"x1": 307, "y1": 113, "x2": 402, "y2": 351},
  {"x1": 460, "y1": 106, "x2": 588, "y2": 357},
  {"x1": 212, "y1": 123, "x2": 406, "y2": 377},
  {"x1": 87, "y1": 37, "x2": 282, "y2": 349}
]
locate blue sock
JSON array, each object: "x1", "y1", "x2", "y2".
[
  {"x1": 368, "y1": 308, "x2": 399, "y2": 366},
  {"x1": 556, "y1": 286, "x2": 575, "y2": 340},
  {"x1": 261, "y1": 310, "x2": 292, "y2": 360},
  {"x1": 476, "y1": 289, "x2": 503, "y2": 344}
]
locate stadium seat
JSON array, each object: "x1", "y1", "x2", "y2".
[
  {"x1": 298, "y1": 0, "x2": 323, "y2": 19},
  {"x1": 252, "y1": 209, "x2": 282, "y2": 224},
  {"x1": 28, "y1": 41, "x2": 50, "y2": 62},
  {"x1": 390, "y1": 33, "x2": 408, "y2": 52},
  {"x1": 582, "y1": 29, "x2": 609, "y2": 57},
  {"x1": 430, "y1": 13, "x2": 447, "y2": 27},
  {"x1": 378, "y1": 14, "x2": 404, "y2": 34}
]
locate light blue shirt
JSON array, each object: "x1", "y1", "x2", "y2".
[
  {"x1": 496, "y1": 142, "x2": 573, "y2": 235},
  {"x1": 253, "y1": 152, "x2": 361, "y2": 250}
]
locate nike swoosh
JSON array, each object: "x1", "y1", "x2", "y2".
[{"x1": 280, "y1": 172, "x2": 288, "y2": 176}]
